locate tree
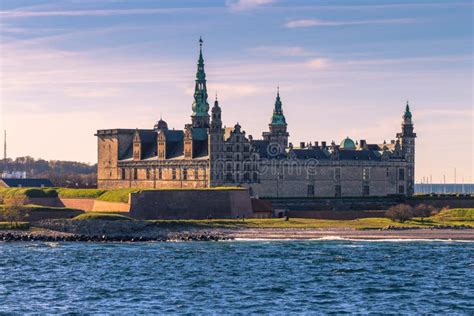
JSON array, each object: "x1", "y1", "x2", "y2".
[
  {"x1": 386, "y1": 204, "x2": 414, "y2": 223},
  {"x1": 413, "y1": 204, "x2": 437, "y2": 224},
  {"x1": 1, "y1": 196, "x2": 28, "y2": 228}
]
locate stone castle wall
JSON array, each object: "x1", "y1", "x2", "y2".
[{"x1": 129, "y1": 189, "x2": 253, "y2": 220}]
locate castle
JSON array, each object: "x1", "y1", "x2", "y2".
[{"x1": 96, "y1": 39, "x2": 416, "y2": 197}]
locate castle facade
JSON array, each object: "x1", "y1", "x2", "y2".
[{"x1": 96, "y1": 39, "x2": 416, "y2": 197}]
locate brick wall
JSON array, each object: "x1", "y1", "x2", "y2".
[{"x1": 129, "y1": 189, "x2": 252, "y2": 220}]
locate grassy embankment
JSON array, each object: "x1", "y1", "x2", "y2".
[
  {"x1": 71, "y1": 208, "x2": 474, "y2": 230},
  {"x1": 0, "y1": 222, "x2": 30, "y2": 230},
  {"x1": 73, "y1": 212, "x2": 133, "y2": 221},
  {"x1": 1, "y1": 187, "x2": 244, "y2": 204},
  {"x1": 149, "y1": 208, "x2": 474, "y2": 229}
]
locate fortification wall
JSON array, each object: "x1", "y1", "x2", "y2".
[
  {"x1": 59, "y1": 198, "x2": 96, "y2": 212},
  {"x1": 267, "y1": 196, "x2": 474, "y2": 212},
  {"x1": 129, "y1": 189, "x2": 252, "y2": 220},
  {"x1": 91, "y1": 200, "x2": 130, "y2": 213}
]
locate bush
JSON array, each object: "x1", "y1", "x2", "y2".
[
  {"x1": 0, "y1": 196, "x2": 29, "y2": 227},
  {"x1": 386, "y1": 204, "x2": 414, "y2": 223},
  {"x1": 413, "y1": 204, "x2": 438, "y2": 223}
]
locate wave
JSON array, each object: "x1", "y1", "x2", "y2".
[{"x1": 232, "y1": 237, "x2": 474, "y2": 243}]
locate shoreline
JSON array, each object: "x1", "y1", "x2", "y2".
[
  {"x1": 224, "y1": 228, "x2": 474, "y2": 241},
  {"x1": 1, "y1": 227, "x2": 474, "y2": 242}
]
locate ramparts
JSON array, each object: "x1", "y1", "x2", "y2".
[{"x1": 129, "y1": 189, "x2": 253, "y2": 220}]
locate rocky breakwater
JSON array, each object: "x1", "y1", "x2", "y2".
[{"x1": 1, "y1": 219, "x2": 233, "y2": 242}]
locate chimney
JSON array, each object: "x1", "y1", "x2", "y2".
[
  {"x1": 360, "y1": 139, "x2": 366, "y2": 149},
  {"x1": 300, "y1": 142, "x2": 305, "y2": 148},
  {"x1": 391, "y1": 140, "x2": 396, "y2": 144},
  {"x1": 314, "y1": 141, "x2": 319, "y2": 148},
  {"x1": 321, "y1": 141, "x2": 327, "y2": 148}
]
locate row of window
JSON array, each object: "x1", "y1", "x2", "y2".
[
  {"x1": 120, "y1": 167, "x2": 206, "y2": 181},
  {"x1": 306, "y1": 184, "x2": 405, "y2": 197}
]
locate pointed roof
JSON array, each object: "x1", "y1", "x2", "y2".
[
  {"x1": 192, "y1": 37, "x2": 209, "y2": 117},
  {"x1": 404, "y1": 100, "x2": 412, "y2": 119},
  {"x1": 271, "y1": 86, "x2": 287, "y2": 126}
]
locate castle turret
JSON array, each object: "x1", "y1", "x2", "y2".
[
  {"x1": 397, "y1": 101, "x2": 416, "y2": 195},
  {"x1": 191, "y1": 37, "x2": 210, "y2": 128},
  {"x1": 262, "y1": 87, "x2": 289, "y2": 153},
  {"x1": 210, "y1": 94, "x2": 222, "y2": 131},
  {"x1": 209, "y1": 94, "x2": 225, "y2": 184}
]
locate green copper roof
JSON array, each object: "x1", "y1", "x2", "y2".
[
  {"x1": 340, "y1": 137, "x2": 356, "y2": 150},
  {"x1": 404, "y1": 101, "x2": 412, "y2": 119},
  {"x1": 271, "y1": 88, "x2": 287, "y2": 126},
  {"x1": 192, "y1": 37, "x2": 209, "y2": 117}
]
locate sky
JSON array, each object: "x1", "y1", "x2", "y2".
[{"x1": 0, "y1": 0, "x2": 472, "y2": 183}]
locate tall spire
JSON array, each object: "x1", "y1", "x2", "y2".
[
  {"x1": 404, "y1": 100, "x2": 412, "y2": 119},
  {"x1": 271, "y1": 86, "x2": 287, "y2": 126},
  {"x1": 191, "y1": 37, "x2": 210, "y2": 128}
]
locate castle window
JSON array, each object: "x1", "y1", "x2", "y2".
[
  {"x1": 133, "y1": 168, "x2": 138, "y2": 180},
  {"x1": 182, "y1": 168, "x2": 188, "y2": 180},
  {"x1": 334, "y1": 168, "x2": 341, "y2": 181},
  {"x1": 158, "y1": 168, "x2": 162, "y2": 180},
  {"x1": 194, "y1": 168, "x2": 199, "y2": 180},
  {"x1": 363, "y1": 185, "x2": 370, "y2": 196},
  {"x1": 146, "y1": 168, "x2": 151, "y2": 180},
  {"x1": 398, "y1": 168, "x2": 405, "y2": 181},
  {"x1": 172, "y1": 168, "x2": 177, "y2": 180},
  {"x1": 399, "y1": 185, "x2": 405, "y2": 194},
  {"x1": 253, "y1": 172, "x2": 259, "y2": 182},
  {"x1": 226, "y1": 173, "x2": 233, "y2": 181},
  {"x1": 307, "y1": 184, "x2": 315, "y2": 197},
  {"x1": 386, "y1": 168, "x2": 389, "y2": 177},
  {"x1": 121, "y1": 169, "x2": 126, "y2": 180},
  {"x1": 363, "y1": 168, "x2": 370, "y2": 180},
  {"x1": 244, "y1": 172, "x2": 250, "y2": 181},
  {"x1": 335, "y1": 185, "x2": 341, "y2": 197}
]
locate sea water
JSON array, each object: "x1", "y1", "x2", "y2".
[{"x1": 0, "y1": 240, "x2": 473, "y2": 314}]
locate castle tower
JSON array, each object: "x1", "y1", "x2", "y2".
[
  {"x1": 397, "y1": 101, "x2": 416, "y2": 195},
  {"x1": 209, "y1": 95, "x2": 225, "y2": 184},
  {"x1": 191, "y1": 37, "x2": 210, "y2": 128},
  {"x1": 262, "y1": 87, "x2": 289, "y2": 153}
]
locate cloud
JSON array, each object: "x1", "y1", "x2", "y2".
[
  {"x1": 285, "y1": 18, "x2": 418, "y2": 28},
  {"x1": 306, "y1": 58, "x2": 329, "y2": 69},
  {"x1": 0, "y1": 7, "x2": 216, "y2": 18},
  {"x1": 226, "y1": 0, "x2": 276, "y2": 12},
  {"x1": 248, "y1": 46, "x2": 313, "y2": 57}
]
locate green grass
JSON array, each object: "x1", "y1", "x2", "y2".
[
  {"x1": 0, "y1": 204, "x2": 82, "y2": 213},
  {"x1": 56, "y1": 188, "x2": 107, "y2": 199},
  {"x1": 97, "y1": 188, "x2": 141, "y2": 203},
  {"x1": 0, "y1": 188, "x2": 58, "y2": 199},
  {"x1": 146, "y1": 212, "x2": 474, "y2": 230},
  {"x1": 73, "y1": 212, "x2": 134, "y2": 221},
  {"x1": 0, "y1": 221, "x2": 30, "y2": 230},
  {"x1": 433, "y1": 208, "x2": 474, "y2": 221}
]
